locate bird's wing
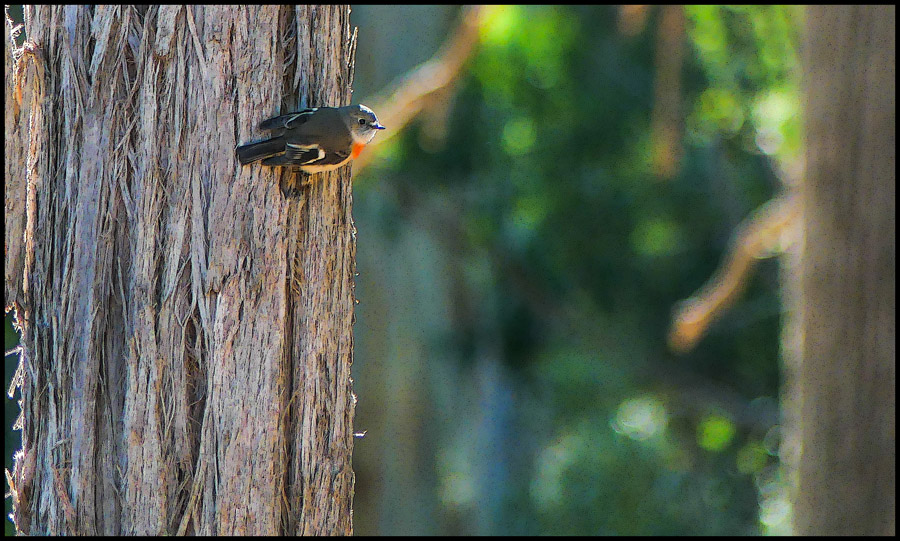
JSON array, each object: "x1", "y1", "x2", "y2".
[
  {"x1": 260, "y1": 143, "x2": 322, "y2": 166},
  {"x1": 258, "y1": 108, "x2": 319, "y2": 131},
  {"x1": 260, "y1": 143, "x2": 353, "y2": 169},
  {"x1": 303, "y1": 147, "x2": 351, "y2": 168}
]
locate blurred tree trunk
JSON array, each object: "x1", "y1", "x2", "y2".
[
  {"x1": 5, "y1": 5, "x2": 357, "y2": 535},
  {"x1": 786, "y1": 5, "x2": 895, "y2": 536}
]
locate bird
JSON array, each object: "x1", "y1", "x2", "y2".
[{"x1": 236, "y1": 104, "x2": 385, "y2": 174}]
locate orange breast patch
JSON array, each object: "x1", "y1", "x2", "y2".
[{"x1": 351, "y1": 142, "x2": 366, "y2": 160}]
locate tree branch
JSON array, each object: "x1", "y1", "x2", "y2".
[
  {"x1": 668, "y1": 194, "x2": 799, "y2": 353},
  {"x1": 353, "y1": 6, "x2": 486, "y2": 172}
]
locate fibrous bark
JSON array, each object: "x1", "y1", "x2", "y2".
[{"x1": 5, "y1": 5, "x2": 357, "y2": 535}]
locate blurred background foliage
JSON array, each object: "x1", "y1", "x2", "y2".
[
  {"x1": 347, "y1": 4, "x2": 801, "y2": 536},
  {"x1": 5, "y1": 4, "x2": 803, "y2": 536}
]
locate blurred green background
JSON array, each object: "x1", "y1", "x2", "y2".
[
  {"x1": 347, "y1": 5, "x2": 800, "y2": 536},
  {"x1": 5, "y1": 5, "x2": 803, "y2": 536}
]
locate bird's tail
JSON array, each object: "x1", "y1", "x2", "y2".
[{"x1": 236, "y1": 136, "x2": 284, "y2": 165}]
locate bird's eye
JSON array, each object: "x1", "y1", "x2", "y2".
[{"x1": 358, "y1": 118, "x2": 367, "y2": 126}]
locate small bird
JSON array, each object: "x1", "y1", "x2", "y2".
[{"x1": 236, "y1": 104, "x2": 385, "y2": 174}]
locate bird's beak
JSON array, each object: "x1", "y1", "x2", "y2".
[{"x1": 373, "y1": 122, "x2": 386, "y2": 130}]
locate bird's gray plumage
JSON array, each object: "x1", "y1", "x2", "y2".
[{"x1": 236, "y1": 105, "x2": 384, "y2": 170}]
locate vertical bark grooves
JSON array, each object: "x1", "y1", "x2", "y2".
[
  {"x1": 6, "y1": 5, "x2": 356, "y2": 535},
  {"x1": 794, "y1": 5, "x2": 895, "y2": 535},
  {"x1": 286, "y1": 7, "x2": 357, "y2": 535},
  {"x1": 5, "y1": 12, "x2": 28, "y2": 309}
]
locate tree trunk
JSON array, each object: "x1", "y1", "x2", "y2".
[
  {"x1": 5, "y1": 5, "x2": 357, "y2": 535},
  {"x1": 788, "y1": 5, "x2": 895, "y2": 536}
]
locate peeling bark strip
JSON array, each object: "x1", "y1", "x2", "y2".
[{"x1": 5, "y1": 5, "x2": 356, "y2": 535}]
